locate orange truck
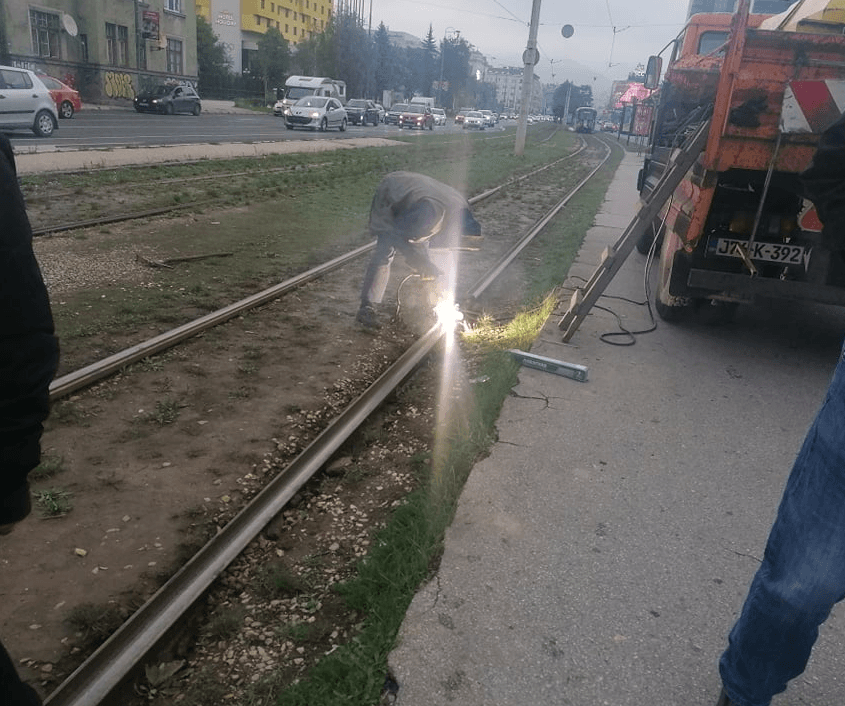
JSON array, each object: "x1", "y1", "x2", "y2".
[{"x1": 638, "y1": 0, "x2": 845, "y2": 320}]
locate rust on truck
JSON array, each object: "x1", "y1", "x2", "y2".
[{"x1": 639, "y1": 0, "x2": 845, "y2": 320}]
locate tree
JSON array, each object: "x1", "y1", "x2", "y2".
[
  {"x1": 421, "y1": 26, "x2": 438, "y2": 96},
  {"x1": 439, "y1": 35, "x2": 471, "y2": 110},
  {"x1": 373, "y1": 22, "x2": 394, "y2": 99},
  {"x1": 195, "y1": 16, "x2": 230, "y2": 97},
  {"x1": 254, "y1": 27, "x2": 290, "y2": 101}
]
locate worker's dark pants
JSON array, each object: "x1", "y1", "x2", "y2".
[
  {"x1": 1, "y1": 638, "x2": 41, "y2": 705},
  {"x1": 359, "y1": 233, "x2": 434, "y2": 307},
  {"x1": 719, "y1": 341, "x2": 845, "y2": 706}
]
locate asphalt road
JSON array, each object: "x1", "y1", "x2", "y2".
[{"x1": 4, "y1": 108, "x2": 479, "y2": 151}]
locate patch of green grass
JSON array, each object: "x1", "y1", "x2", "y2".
[
  {"x1": 203, "y1": 605, "x2": 246, "y2": 641},
  {"x1": 34, "y1": 488, "x2": 73, "y2": 516},
  {"x1": 29, "y1": 453, "x2": 65, "y2": 481},
  {"x1": 255, "y1": 562, "x2": 306, "y2": 598},
  {"x1": 145, "y1": 399, "x2": 181, "y2": 426},
  {"x1": 65, "y1": 602, "x2": 126, "y2": 645}
]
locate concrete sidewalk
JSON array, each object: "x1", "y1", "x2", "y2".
[{"x1": 387, "y1": 150, "x2": 845, "y2": 705}]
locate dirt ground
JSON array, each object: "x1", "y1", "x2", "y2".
[{"x1": 1, "y1": 137, "x2": 607, "y2": 701}]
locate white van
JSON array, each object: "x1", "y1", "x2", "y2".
[
  {"x1": 0, "y1": 66, "x2": 58, "y2": 137},
  {"x1": 273, "y1": 76, "x2": 347, "y2": 116}
]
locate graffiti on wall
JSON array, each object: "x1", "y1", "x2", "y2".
[{"x1": 104, "y1": 71, "x2": 135, "y2": 100}]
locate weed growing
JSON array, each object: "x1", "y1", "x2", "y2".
[{"x1": 34, "y1": 488, "x2": 73, "y2": 516}]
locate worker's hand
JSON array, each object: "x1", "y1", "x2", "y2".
[{"x1": 417, "y1": 262, "x2": 442, "y2": 281}]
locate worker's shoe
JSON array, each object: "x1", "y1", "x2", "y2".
[{"x1": 356, "y1": 304, "x2": 381, "y2": 330}]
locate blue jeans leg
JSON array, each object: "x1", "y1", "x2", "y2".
[
  {"x1": 360, "y1": 239, "x2": 395, "y2": 306},
  {"x1": 719, "y1": 345, "x2": 845, "y2": 706}
]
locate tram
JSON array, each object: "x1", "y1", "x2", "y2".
[{"x1": 574, "y1": 106, "x2": 597, "y2": 133}]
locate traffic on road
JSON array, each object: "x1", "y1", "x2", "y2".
[{"x1": 3, "y1": 105, "x2": 506, "y2": 152}]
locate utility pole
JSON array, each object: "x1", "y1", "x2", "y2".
[{"x1": 515, "y1": 0, "x2": 542, "y2": 156}]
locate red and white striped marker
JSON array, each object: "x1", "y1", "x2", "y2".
[{"x1": 780, "y1": 80, "x2": 845, "y2": 133}]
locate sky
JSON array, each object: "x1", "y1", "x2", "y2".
[{"x1": 364, "y1": 0, "x2": 692, "y2": 85}]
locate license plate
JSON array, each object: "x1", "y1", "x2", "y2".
[{"x1": 709, "y1": 237, "x2": 810, "y2": 268}]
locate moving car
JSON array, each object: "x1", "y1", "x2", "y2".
[
  {"x1": 284, "y1": 96, "x2": 347, "y2": 131},
  {"x1": 344, "y1": 98, "x2": 380, "y2": 126},
  {"x1": 462, "y1": 111, "x2": 485, "y2": 130},
  {"x1": 479, "y1": 110, "x2": 496, "y2": 127},
  {"x1": 454, "y1": 110, "x2": 467, "y2": 125},
  {"x1": 384, "y1": 103, "x2": 408, "y2": 125},
  {"x1": 134, "y1": 84, "x2": 202, "y2": 115},
  {"x1": 37, "y1": 75, "x2": 81, "y2": 119},
  {"x1": 398, "y1": 103, "x2": 434, "y2": 130},
  {"x1": 373, "y1": 103, "x2": 386, "y2": 122},
  {"x1": 432, "y1": 108, "x2": 447, "y2": 126},
  {"x1": 0, "y1": 65, "x2": 58, "y2": 137}
]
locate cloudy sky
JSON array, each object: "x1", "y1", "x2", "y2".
[{"x1": 366, "y1": 0, "x2": 691, "y2": 84}]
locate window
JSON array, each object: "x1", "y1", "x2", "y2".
[
  {"x1": 166, "y1": 0, "x2": 183, "y2": 13},
  {"x1": 118, "y1": 25, "x2": 129, "y2": 65},
  {"x1": 30, "y1": 10, "x2": 61, "y2": 58},
  {"x1": 166, "y1": 38, "x2": 184, "y2": 74},
  {"x1": 79, "y1": 34, "x2": 89, "y2": 63},
  {"x1": 0, "y1": 68, "x2": 33, "y2": 90},
  {"x1": 106, "y1": 23, "x2": 117, "y2": 65},
  {"x1": 105, "y1": 23, "x2": 129, "y2": 66},
  {"x1": 698, "y1": 31, "x2": 729, "y2": 56}
]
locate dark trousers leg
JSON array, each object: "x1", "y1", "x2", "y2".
[{"x1": 0, "y1": 639, "x2": 42, "y2": 705}]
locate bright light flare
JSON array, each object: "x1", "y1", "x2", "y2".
[{"x1": 434, "y1": 293, "x2": 464, "y2": 332}]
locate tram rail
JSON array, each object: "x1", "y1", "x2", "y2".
[{"x1": 40, "y1": 133, "x2": 617, "y2": 706}]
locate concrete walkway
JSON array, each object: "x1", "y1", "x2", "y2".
[{"x1": 387, "y1": 150, "x2": 845, "y2": 705}]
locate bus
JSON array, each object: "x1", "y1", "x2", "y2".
[{"x1": 574, "y1": 106, "x2": 597, "y2": 133}]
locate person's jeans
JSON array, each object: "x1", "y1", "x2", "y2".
[{"x1": 719, "y1": 343, "x2": 845, "y2": 706}]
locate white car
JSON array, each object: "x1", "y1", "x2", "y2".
[
  {"x1": 479, "y1": 109, "x2": 496, "y2": 127},
  {"x1": 284, "y1": 96, "x2": 347, "y2": 131},
  {"x1": 373, "y1": 103, "x2": 386, "y2": 123},
  {"x1": 462, "y1": 111, "x2": 485, "y2": 130},
  {"x1": 0, "y1": 65, "x2": 58, "y2": 137},
  {"x1": 432, "y1": 108, "x2": 447, "y2": 126}
]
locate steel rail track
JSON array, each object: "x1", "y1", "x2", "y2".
[
  {"x1": 48, "y1": 143, "x2": 587, "y2": 402},
  {"x1": 43, "y1": 140, "x2": 614, "y2": 706},
  {"x1": 464, "y1": 136, "x2": 613, "y2": 301}
]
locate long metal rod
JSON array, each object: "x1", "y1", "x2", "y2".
[
  {"x1": 49, "y1": 242, "x2": 375, "y2": 400},
  {"x1": 44, "y1": 323, "x2": 446, "y2": 706}
]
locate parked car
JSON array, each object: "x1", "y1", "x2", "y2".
[
  {"x1": 399, "y1": 103, "x2": 434, "y2": 130},
  {"x1": 37, "y1": 75, "x2": 81, "y2": 119},
  {"x1": 134, "y1": 84, "x2": 202, "y2": 115},
  {"x1": 384, "y1": 103, "x2": 408, "y2": 125},
  {"x1": 432, "y1": 108, "x2": 447, "y2": 126},
  {"x1": 0, "y1": 65, "x2": 57, "y2": 137},
  {"x1": 462, "y1": 111, "x2": 486, "y2": 130},
  {"x1": 373, "y1": 103, "x2": 386, "y2": 123},
  {"x1": 284, "y1": 96, "x2": 347, "y2": 131},
  {"x1": 344, "y1": 98, "x2": 380, "y2": 126}
]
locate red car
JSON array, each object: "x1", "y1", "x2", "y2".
[
  {"x1": 38, "y1": 75, "x2": 82, "y2": 119},
  {"x1": 398, "y1": 104, "x2": 434, "y2": 130}
]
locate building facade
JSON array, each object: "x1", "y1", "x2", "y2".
[
  {"x1": 487, "y1": 66, "x2": 542, "y2": 115},
  {"x1": 195, "y1": 0, "x2": 334, "y2": 74},
  {"x1": 2, "y1": 0, "x2": 198, "y2": 104}
]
